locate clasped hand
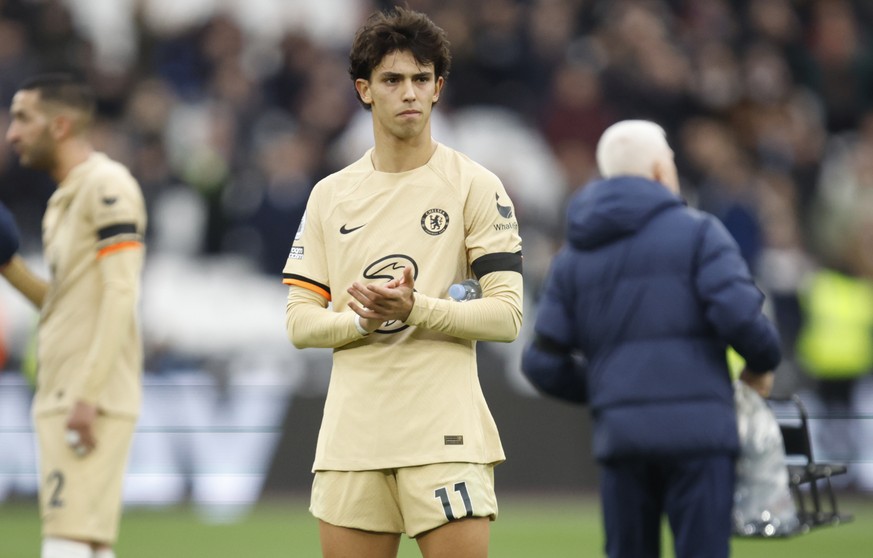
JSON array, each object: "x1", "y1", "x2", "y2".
[{"x1": 347, "y1": 266, "x2": 415, "y2": 333}]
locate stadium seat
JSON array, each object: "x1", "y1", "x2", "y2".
[{"x1": 770, "y1": 395, "x2": 853, "y2": 534}]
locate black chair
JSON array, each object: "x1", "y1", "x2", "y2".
[{"x1": 769, "y1": 395, "x2": 853, "y2": 533}]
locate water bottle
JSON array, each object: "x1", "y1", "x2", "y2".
[{"x1": 448, "y1": 279, "x2": 482, "y2": 301}]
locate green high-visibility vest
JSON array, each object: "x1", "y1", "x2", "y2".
[{"x1": 796, "y1": 269, "x2": 873, "y2": 379}]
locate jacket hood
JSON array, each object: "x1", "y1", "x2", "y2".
[{"x1": 566, "y1": 176, "x2": 682, "y2": 249}]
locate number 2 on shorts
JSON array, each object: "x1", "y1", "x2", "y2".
[
  {"x1": 47, "y1": 470, "x2": 65, "y2": 508},
  {"x1": 434, "y1": 481, "x2": 473, "y2": 520}
]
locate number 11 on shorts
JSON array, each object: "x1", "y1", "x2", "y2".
[{"x1": 434, "y1": 481, "x2": 473, "y2": 520}]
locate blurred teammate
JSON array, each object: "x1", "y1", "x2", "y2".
[
  {"x1": 522, "y1": 120, "x2": 780, "y2": 558},
  {"x1": 3, "y1": 74, "x2": 146, "y2": 558},
  {"x1": 283, "y1": 7, "x2": 523, "y2": 557}
]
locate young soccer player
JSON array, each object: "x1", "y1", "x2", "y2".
[
  {"x1": 3, "y1": 74, "x2": 146, "y2": 558},
  {"x1": 283, "y1": 7, "x2": 523, "y2": 557}
]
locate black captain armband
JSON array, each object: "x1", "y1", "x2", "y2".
[
  {"x1": 471, "y1": 251, "x2": 523, "y2": 278},
  {"x1": 97, "y1": 223, "x2": 138, "y2": 240}
]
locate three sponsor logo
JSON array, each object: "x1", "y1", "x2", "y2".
[{"x1": 362, "y1": 254, "x2": 419, "y2": 334}]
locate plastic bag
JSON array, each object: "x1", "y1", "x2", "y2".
[{"x1": 732, "y1": 381, "x2": 800, "y2": 536}]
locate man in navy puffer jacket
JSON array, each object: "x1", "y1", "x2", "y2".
[{"x1": 522, "y1": 120, "x2": 781, "y2": 558}]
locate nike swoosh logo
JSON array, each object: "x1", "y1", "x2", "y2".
[{"x1": 339, "y1": 223, "x2": 366, "y2": 234}]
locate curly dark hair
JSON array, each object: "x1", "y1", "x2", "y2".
[
  {"x1": 18, "y1": 73, "x2": 95, "y2": 123},
  {"x1": 348, "y1": 6, "x2": 452, "y2": 109}
]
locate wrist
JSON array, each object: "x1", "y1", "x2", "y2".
[{"x1": 354, "y1": 314, "x2": 371, "y2": 336}]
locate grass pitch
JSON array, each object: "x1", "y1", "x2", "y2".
[{"x1": 0, "y1": 494, "x2": 870, "y2": 557}]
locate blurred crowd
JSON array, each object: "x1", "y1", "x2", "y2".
[
  {"x1": 0, "y1": 0, "x2": 869, "y2": 270},
  {"x1": 1, "y1": 0, "x2": 873, "y2": 483}
]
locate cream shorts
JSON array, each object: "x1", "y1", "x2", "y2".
[
  {"x1": 311, "y1": 462, "x2": 497, "y2": 537},
  {"x1": 35, "y1": 411, "x2": 136, "y2": 544}
]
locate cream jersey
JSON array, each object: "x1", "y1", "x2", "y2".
[
  {"x1": 34, "y1": 152, "x2": 146, "y2": 418},
  {"x1": 283, "y1": 142, "x2": 523, "y2": 471}
]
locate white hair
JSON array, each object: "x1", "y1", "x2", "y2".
[{"x1": 596, "y1": 120, "x2": 671, "y2": 179}]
